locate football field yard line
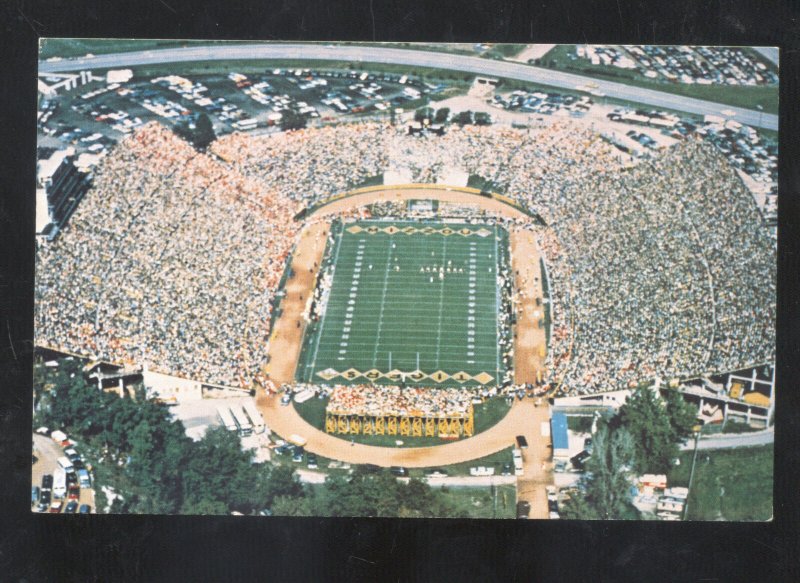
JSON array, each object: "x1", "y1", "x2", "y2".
[
  {"x1": 494, "y1": 224, "x2": 500, "y2": 383},
  {"x1": 434, "y1": 235, "x2": 447, "y2": 370},
  {"x1": 307, "y1": 226, "x2": 344, "y2": 381},
  {"x1": 371, "y1": 241, "x2": 394, "y2": 368}
]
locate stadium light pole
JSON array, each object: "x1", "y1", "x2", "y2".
[{"x1": 683, "y1": 424, "x2": 704, "y2": 520}]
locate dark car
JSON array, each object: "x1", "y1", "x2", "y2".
[
  {"x1": 66, "y1": 472, "x2": 78, "y2": 486},
  {"x1": 65, "y1": 501, "x2": 79, "y2": 514},
  {"x1": 38, "y1": 490, "x2": 52, "y2": 512},
  {"x1": 516, "y1": 501, "x2": 531, "y2": 519},
  {"x1": 41, "y1": 474, "x2": 53, "y2": 489},
  {"x1": 306, "y1": 454, "x2": 318, "y2": 469},
  {"x1": 516, "y1": 435, "x2": 528, "y2": 449},
  {"x1": 570, "y1": 450, "x2": 592, "y2": 471},
  {"x1": 548, "y1": 499, "x2": 559, "y2": 513},
  {"x1": 79, "y1": 504, "x2": 91, "y2": 514},
  {"x1": 501, "y1": 463, "x2": 513, "y2": 476},
  {"x1": 389, "y1": 466, "x2": 408, "y2": 477},
  {"x1": 363, "y1": 464, "x2": 382, "y2": 473},
  {"x1": 291, "y1": 447, "x2": 304, "y2": 463}
]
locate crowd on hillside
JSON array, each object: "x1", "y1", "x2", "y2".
[
  {"x1": 35, "y1": 123, "x2": 299, "y2": 387},
  {"x1": 36, "y1": 120, "x2": 776, "y2": 396}
]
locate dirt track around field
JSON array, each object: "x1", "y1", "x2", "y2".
[
  {"x1": 258, "y1": 390, "x2": 537, "y2": 466},
  {"x1": 309, "y1": 187, "x2": 532, "y2": 221},
  {"x1": 510, "y1": 228, "x2": 547, "y2": 384},
  {"x1": 264, "y1": 221, "x2": 330, "y2": 385},
  {"x1": 256, "y1": 186, "x2": 552, "y2": 517}
]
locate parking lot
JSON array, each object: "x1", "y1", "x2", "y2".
[{"x1": 32, "y1": 432, "x2": 95, "y2": 514}]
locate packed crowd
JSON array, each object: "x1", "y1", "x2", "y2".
[
  {"x1": 36, "y1": 123, "x2": 299, "y2": 387},
  {"x1": 327, "y1": 384, "x2": 473, "y2": 418},
  {"x1": 36, "y1": 119, "x2": 776, "y2": 396}
]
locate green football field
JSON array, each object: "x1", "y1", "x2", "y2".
[{"x1": 296, "y1": 220, "x2": 509, "y2": 388}]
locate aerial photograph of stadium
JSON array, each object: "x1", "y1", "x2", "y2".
[{"x1": 33, "y1": 40, "x2": 777, "y2": 520}]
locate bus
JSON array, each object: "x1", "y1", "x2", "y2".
[
  {"x1": 242, "y1": 400, "x2": 266, "y2": 434},
  {"x1": 217, "y1": 406, "x2": 237, "y2": 433},
  {"x1": 230, "y1": 404, "x2": 253, "y2": 437}
]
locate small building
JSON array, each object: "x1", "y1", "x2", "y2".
[{"x1": 551, "y1": 411, "x2": 569, "y2": 460}]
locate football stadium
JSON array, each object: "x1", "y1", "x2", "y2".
[{"x1": 35, "y1": 116, "x2": 776, "y2": 458}]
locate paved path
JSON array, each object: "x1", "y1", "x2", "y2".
[
  {"x1": 680, "y1": 426, "x2": 774, "y2": 451},
  {"x1": 515, "y1": 405, "x2": 553, "y2": 519},
  {"x1": 257, "y1": 390, "x2": 543, "y2": 468},
  {"x1": 38, "y1": 44, "x2": 777, "y2": 130},
  {"x1": 295, "y1": 467, "x2": 517, "y2": 488}
]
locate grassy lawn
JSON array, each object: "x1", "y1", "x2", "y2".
[
  {"x1": 293, "y1": 396, "x2": 511, "y2": 451},
  {"x1": 482, "y1": 44, "x2": 527, "y2": 60},
  {"x1": 667, "y1": 444, "x2": 773, "y2": 521},
  {"x1": 538, "y1": 44, "x2": 778, "y2": 114},
  {"x1": 566, "y1": 415, "x2": 593, "y2": 433},
  {"x1": 432, "y1": 485, "x2": 517, "y2": 519}
]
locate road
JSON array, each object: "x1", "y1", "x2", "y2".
[
  {"x1": 295, "y1": 467, "x2": 517, "y2": 488},
  {"x1": 753, "y1": 47, "x2": 779, "y2": 67},
  {"x1": 38, "y1": 43, "x2": 777, "y2": 130},
  {"x1": 680, "y1": 426, "x2": 774, "y2": 451}
]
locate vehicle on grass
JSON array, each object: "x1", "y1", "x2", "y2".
[
  {"x1": 424, "y1": 469, "x2": 448, "y2": 478},
  {"x1": 287, "y1": 434, "x2": 307, "y2": 447},
  {"x1": 291, "y1": 447, "x2": 304, "y2": 463},
  {"x1": 257, "y1": 508, "x2": 272, "y2": 516},
  {"x1": 390, "y1": 466, "x2": 408, "y2": 477},
  {"x1": 516, "y1": 501, "x2": 531, "y2": 519},
  {"x1": 65, "y1": 501, "x2": 78, "y2": 513},
  {"x1": 363, "y1": 464, "x2": 383, "y2": 473},
  {"x1": 501, "y1": 463, "x2": 512, "y2": 476},
  {"x1": 79, "y1": 504, "x2": 91, "y2": 514},
  {"x1": 306, "y1": 454, "x2": 318, "y2": 469},
  {"x1": 469, "y1": 466, "x2": 496, "y2": 477}
]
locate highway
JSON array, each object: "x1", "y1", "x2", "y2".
[
  {"x1": 39, "y1": 43, "x2": 778, "y2": 131},
  {"x1": 753, "y1": 47, "x2": 779, "y2": 67}
]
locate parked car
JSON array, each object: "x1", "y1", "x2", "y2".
[
  {"x1": 501, "y1": 463, "x2": 513, "y2": 476},
  {"x1": 41, "y1": 474, "x2": 53, "y2": 489},
  {"x1": 49, "y1": 499, "x2": 62, "y2": 513},
  {"x1": 516, "y1": 435, "x2": 528, "y2": 449},
  {"x1": 390, "y1": 466, "x2": 408, "y2": 477},
  {"x1": 79, "y1": 504, "x2": 91, "y2": 514},
  {"x1": 306, "y1": 454, "x2": 318, "y2": 469},
  {"x1": 291, "y1": 447, "x2": 304, "y2": 463},
  {"x1": 37, "y1": 490, "x2": 51, "y2": 512},
  {"x1": 65, "y1": 501, "x2": 79, "y2": 513},
  {"x1": 424, "y1": 469, "x2": 448, "y2": 478},
  {"x1": 570, "y1": 450, "x2": 592, "y2": 471},
  {"x1": 31, "y1": 486, "x2": 40, "y2": 505},
  {"x1": 516, "y1": 501, "x2": 531, "y2": 519}
]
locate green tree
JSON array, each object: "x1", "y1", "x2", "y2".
[
  {"x1": 473, "y1": 111, "x2": 492, "y2": 125},
  {"x1": 453, "y1": 111, "x2": 473, "y2": 125},
  {"x1": 174, "y1": 113, "x2": 216, "y2": 150},
  {"x1": 280, "y1": 110, "x2": 307, "y2": 131},
  {"x1": 614, "y1": 386, "x2": 694, "y2": 474},
  {"x1": 560, "y1": 422, "x2": 639, "y2": 520},
  {"x1": 433, "y1": 107, "x2": 450, "y2": 124},
  {"x1": 414, "y1": 106, "x2": 435, "y2": 123}
]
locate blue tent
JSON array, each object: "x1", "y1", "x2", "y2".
[{"x1": 551, "y1": 412, "x2": 569, "y2": 451}]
